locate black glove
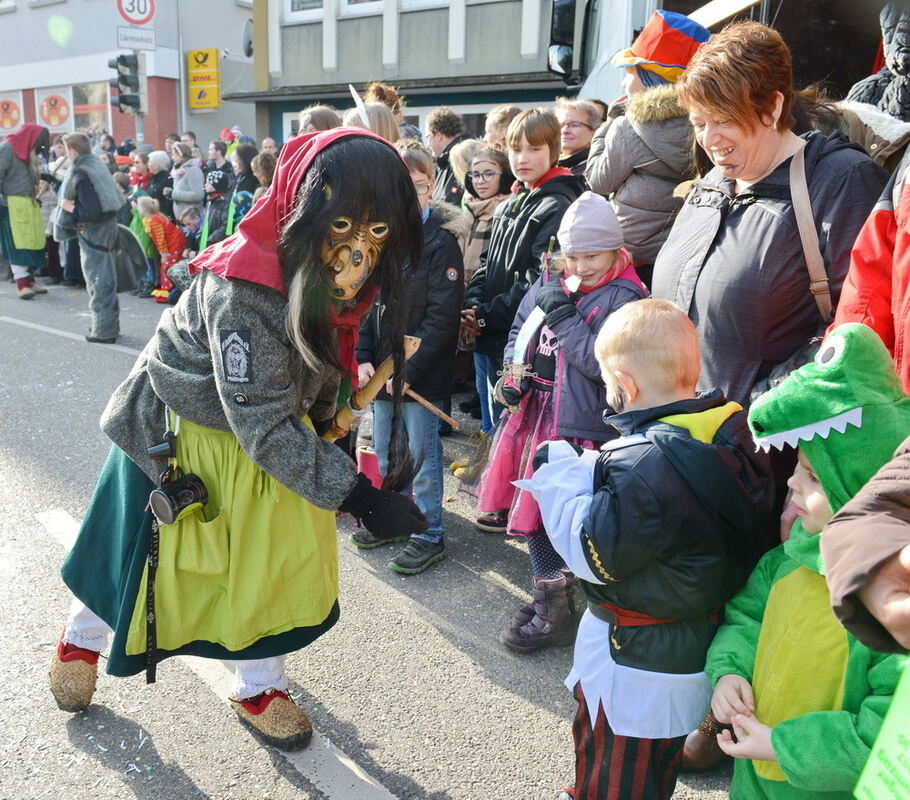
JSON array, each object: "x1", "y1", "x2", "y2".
[
  {"x1": 532, "y1": 440, "x2": 583, "y2": 472},
  {"x1": 535, "y1": 282, "x2": 578, "y2": 327},
  {"x1": 535, "y1": 282, "x2": 574, "y2": 314},
  {"x1": 338, "y1": 473, "x2": 429, "y2": 539},
  {"x1": 493, "y1": 375, "x2": 523, "y2": 409}
]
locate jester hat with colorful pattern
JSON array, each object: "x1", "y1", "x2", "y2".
[
  {"x1": 611, "y1": 10, "x2": 710, "y2": 84},
  {"x1": 748, "y1": 323, "x2": 910, "y2": 515}
]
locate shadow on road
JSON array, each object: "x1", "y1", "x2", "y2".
[{"x1": 66, "y1": 706, "x2": 211, "y2": 799}]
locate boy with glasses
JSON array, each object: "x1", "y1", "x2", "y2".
[{"x1": 355, "y1": 140, "x2": 466, "y2": 574}]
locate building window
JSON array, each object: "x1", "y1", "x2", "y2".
[
  {"x1": 339, "y1": 0, "x2": 382, "y2": 17},
  {"x1": 400, "y1": 0, "x2": 445, "y2": 9},
  {"x1": 73, "y1": 81, "x2": 109, "y2": 136},
  {"x1": 284, "y1": 0, "x2": 321, "y2": 23}
]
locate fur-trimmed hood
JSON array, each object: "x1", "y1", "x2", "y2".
[
  {"x1": 623, "y1": 85, "x2": 693, "y2": 176},
  {"x1": 625, "y1": 84, "x2": 687, "y2": 124},
  {"x1": 428, "y1": 199, "x2": 472, "y2": 241}
]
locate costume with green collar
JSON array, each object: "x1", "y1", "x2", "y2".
[{"x1": 705, "y1": 323, "x2": 910, "y2": 799}]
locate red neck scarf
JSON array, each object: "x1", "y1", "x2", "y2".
[
  {"x1": 331, "y1": 286, "x2": 380, "y2": 386},
  {"x1": 7, "y1": 123, "x2": 44, "y2": 163},
  {"x1": 130, "y1": 171, "x2": 151, "y2": 190}
]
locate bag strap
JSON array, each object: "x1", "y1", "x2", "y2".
[{"x1": 789, "y1": 141, "x2": 832, "y2": 321}]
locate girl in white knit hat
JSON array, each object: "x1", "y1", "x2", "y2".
[{"x1": 476, "y1": 190, "x2": 648, "y2": 650}]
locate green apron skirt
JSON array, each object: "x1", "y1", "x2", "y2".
[
  {"x1": 0, "y1": 203, "x2": 45, "y2": 268},
  {"x1": 61, "y1": 418, "x2": 340, "y2": 677}
]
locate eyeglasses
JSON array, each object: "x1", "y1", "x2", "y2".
[
  {"x1": 560, "y1": 121, "x2": 593, "y2": 131},
  {"x1": 413, "y1": 182, "x2": 431, "y2": 196},
  {"x1": 467, "y1": 170, "x2": 502, "y2": 182}
]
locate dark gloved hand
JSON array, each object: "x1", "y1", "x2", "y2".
[
  {"x1": 338, "y1": 473, "x2": 429, "y2": 539},
  {"x1": 493, "y1": 375, "x2": 523, "y2": 409},
  {"x1": 535, "y1": 282, "x2": 578, "y2": 327},
  {"x1": 535, "y1": 282, "x2": 574, "y2": 315},
  {"x1": 532, "y1": 440, "x2": 583, "y2": 472}
]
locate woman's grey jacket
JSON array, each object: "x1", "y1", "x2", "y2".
[
  {"x1": 586, "y1": 85, "x2": 694, "y2": 264},
  {"x1": 651, "y1": 131, "x2": 887, "y2": 406}
]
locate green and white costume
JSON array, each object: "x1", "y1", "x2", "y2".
[{"x1": 706, "y1": 323, "x2": 910, "y2": 799}]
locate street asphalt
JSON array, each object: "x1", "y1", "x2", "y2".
[{"x1": 0, "y1": 279, "x2": 732, "y2": 799}]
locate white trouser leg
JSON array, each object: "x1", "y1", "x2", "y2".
[
  {"x1": 63, "y1": 598, "x2": 112, "y2": 652},
  {"x1": 10, "y1": 263, "x2": 31, "y2": 279},
  {"x1": 224, "y1": 655, "x2": 289, "y2": 699}
]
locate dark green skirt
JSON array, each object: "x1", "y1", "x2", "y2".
[{"x1": 61, "y1": 445, "x2": 339, "y2": 677}]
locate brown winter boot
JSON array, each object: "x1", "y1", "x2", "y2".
[
  {"x1": 49, "y1": 636, "x2": 99, "y2": 712},
  {"x1": 500, "y1": 574, "x2": 578, "y2": 652}
]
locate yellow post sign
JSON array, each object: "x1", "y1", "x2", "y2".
[{"x1": 186, "y1": 49, "x2": 220, "y2": 110}]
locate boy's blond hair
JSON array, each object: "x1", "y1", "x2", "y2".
[
  {"x1": 136, "y1": 196, "x2": 160, "y2": 216},
  {"x1": 594, "y1": 299, "x2": 700, "y2": 393}
]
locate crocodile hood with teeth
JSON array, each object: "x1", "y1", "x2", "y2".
[{"x1": 748, "y1": 323, "x2": 910, "y2": 515}]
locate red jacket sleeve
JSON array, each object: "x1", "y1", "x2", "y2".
[{"x1": 833, "y1": 177, "x2": 898, "y2": 354}]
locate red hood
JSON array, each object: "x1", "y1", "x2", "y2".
[
  {"x1": 190, "y1": 127, "x2": 396, "y2": 294},
  {"x1": 7, "y1": 123, "x2": 45, "y2": 163}
]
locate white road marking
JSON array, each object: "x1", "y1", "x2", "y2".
[
  {"x1": 0, "y1": 316, "x2": 142, "y2": 357},
  {"x1": 37, "y1": 507, "x2": 398, "y2": 800},
  {"x1": 35, "y1": 507, "x2": 80, "y2": 551}
]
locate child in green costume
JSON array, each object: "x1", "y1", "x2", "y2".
[{"x1": 705, "y1": 323, "x2": 910, "y2": 799}]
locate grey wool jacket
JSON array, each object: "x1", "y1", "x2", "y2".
[
  {"x1": 100, "y1": 268, "x2": 358, "y2": 510},
  {"x1": 586, "y1": 85, "x2": 694, "y2": 264},
  {"x1": 0, "y1": 140, "x2": 38, "y2": 205}
]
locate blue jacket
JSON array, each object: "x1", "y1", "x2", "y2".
[{"x1": 505, "y1": 267, "x2": 644, "y2": 441}]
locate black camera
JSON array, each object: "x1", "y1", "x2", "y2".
[{"x1": 148, "y1": 471, "x2": 208, "y2": 526}]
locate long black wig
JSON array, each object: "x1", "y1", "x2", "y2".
[{"x1": 278, "y1": 135, "x2": 423, "y2": 491}]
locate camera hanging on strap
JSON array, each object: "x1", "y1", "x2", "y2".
[{"x1": 142, "y1": 410, "x2": 209, "y2": 683}]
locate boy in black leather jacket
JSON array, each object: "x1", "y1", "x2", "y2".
[{"x1": 518, "y1": 299, "x2": 775, "y2": 800}]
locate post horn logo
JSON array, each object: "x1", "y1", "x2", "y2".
[{"x1": 193, "y1": 51, "x2": 209, "y2": 67}]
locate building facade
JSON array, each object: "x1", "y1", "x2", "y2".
[
  {"x1": 0, "y1": 0, "x2": 256, "y2": 149},
  {"x1": 234, "y1": 0, "x2": 575, "y2": 142}
]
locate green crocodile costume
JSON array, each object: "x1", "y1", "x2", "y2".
[{"x1": 705, "y1": 323, "x2": 910, "y2": 799}]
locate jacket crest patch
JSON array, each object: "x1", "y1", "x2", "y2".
[
  {"x1": 446, "y1": 267, "x2": 459, "y2": 282},
  {"x1": 220, "y1": 330, "x2": 253, "y2": 384}
]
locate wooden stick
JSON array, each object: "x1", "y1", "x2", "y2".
[
  {"x1": 405, "y1": 388, "x2": 460, "y2": 430},
  {"x1": 323, "y1": 335, "x2": 423, "y2": 442}
]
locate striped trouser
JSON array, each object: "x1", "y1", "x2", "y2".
[{"x1": 571, "y1": 682, "x2": 685, "y2": 800}]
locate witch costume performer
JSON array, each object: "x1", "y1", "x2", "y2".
[{"x1": 49, "y1": 129, "x2": 429, "y2": 751}]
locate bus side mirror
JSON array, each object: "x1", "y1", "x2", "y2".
[
  {"x1": 548, "y1": 0, "x2": 576, "y2": 79},
  {"x1": 548, "y1": 45, "x2": 573, "y2": 77}
]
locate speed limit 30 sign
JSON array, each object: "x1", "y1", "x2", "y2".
[{"x1": 117, "y1": 0, "x2": 155, "y2": 26}]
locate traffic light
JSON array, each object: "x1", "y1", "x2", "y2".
[{"x1": 108, "y1": 52, "x2": 147, "y2": 115}]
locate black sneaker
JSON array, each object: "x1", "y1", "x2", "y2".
[
  {"x1": 388, "y1": 538, "x2": 445, "y2": 575},
  {"x1": 474, "y1": 511, "x2": 508, "y2": 533},
  {"x1": 350, "y1": 529, "x2": 408, "y2": 549}
]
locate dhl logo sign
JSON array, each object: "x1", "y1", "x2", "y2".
[{"x1": 186, "y1": 48, "x2": 220, "y2": 109}]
